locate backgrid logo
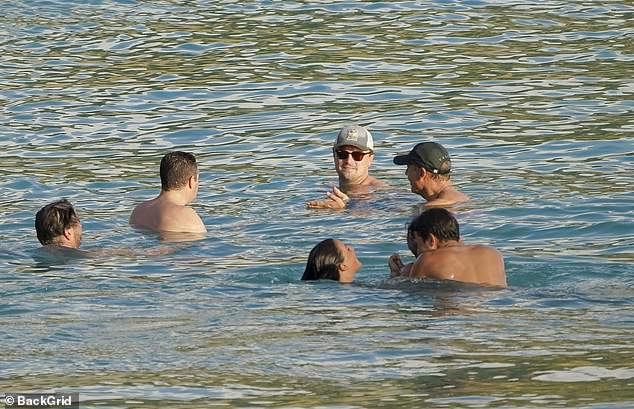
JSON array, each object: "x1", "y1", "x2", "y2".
[{"x1": 4, "y1": 393, "x2": 78, "y2": 409}]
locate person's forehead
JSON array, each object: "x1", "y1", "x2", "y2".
[
  {"x1": 333, "y1": 239, "x2": 345, "y2": 250},
  {"x1": 337, "y1": 145, "x2": 365, "y2": 151}
]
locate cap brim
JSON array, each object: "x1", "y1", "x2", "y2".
[
  {"x1": 393, "y1": 154, "x2": 413, "y2": 165},
  {"x1": 334, "y1": 142, "x2": 372, "y2": 152}
]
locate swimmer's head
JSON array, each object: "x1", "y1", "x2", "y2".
[
  {"x1": 35, "y1": 199, "x2": 82, "y2": 248},
  {"x1": 160, "y1": 151, "x2": 198, "y2": 191},
  {"x1": 301, "y1": 238, "x2": 361, "y2": 283},
  {"x1": 408, "y1": 208, "x2": 460, "y2": 244}
]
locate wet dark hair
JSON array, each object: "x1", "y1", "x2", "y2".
[
  {"x1": 160, "y1": 151, "x2": 198, "y2": 191},
  {"x1": 407, "y1": 229, "x2": 418, "y2": 257},
  {"x1": 35, "y1": 199, "x2": 80, "y2": 245},
  {"x1": 408, "y1": 208, "x2": 460, "y2": 243},
  {"x1": 301, "y1": 239, "x2": 343, "y2": 281}
]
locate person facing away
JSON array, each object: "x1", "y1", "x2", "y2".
[
  {"x1": 301, "y1": 238, "x2": 362, "y2": 283},
  {"x1": 129, "y1": 151, "x2": 207, "y2": 234},
  {"x1": 389, "y1": 208, "x2": 507, "y2": 287},
  {"x1": 35, "y1": 199, "x2": 83, "y2": 249},
  {"x1": 307, "y1": 125, "x2": 387, "y2": 209},
  {"x1": 393, "y1": 142, "x2": 469, "y2": 207}
]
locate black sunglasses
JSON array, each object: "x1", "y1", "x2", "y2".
[{"x1": 335, "y1": 150, "x2": 371, "y2": 161}]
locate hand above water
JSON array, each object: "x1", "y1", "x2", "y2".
[
  {"x1": 389, "y1": 254, "x2": 413, "y2": 277},
  {"x1": 306, "y1": 186, "x2": 350, "y2": 209}
]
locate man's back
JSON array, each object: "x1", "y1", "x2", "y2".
[
  {"x1": 130, "y1": 151, "x2": 207, "y2": 234},
  {"x1": 411, "y1": 244, "x2": 506, "y2": 287},
  {"x1": 130, "y1": 195, "x2": 206, "y2": 234}
]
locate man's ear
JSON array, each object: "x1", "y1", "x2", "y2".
[
  {"x1": 188, "y1": 175, "x2": 196, "y2": 189},
  {"x1": 427, "y1": 234, "x2": 439, "y2": 250},
  {"x1": 62, "y1": 226, "x2": 73, "y2": 241},
  {"x1": 338, "y1": 261, "x2": 348, "y2": 273}
]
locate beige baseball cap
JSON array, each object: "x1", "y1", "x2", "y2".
[{"x1": 333, "y1": 125, "x2": 374, "y2": 152}]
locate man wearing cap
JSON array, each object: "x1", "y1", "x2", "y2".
[
  {"x1": 393, "y1": 142, "x2": 469, "y2": 207},
  {"x1": 307, "y1": 125, "x2": 387, "y2": 209}
]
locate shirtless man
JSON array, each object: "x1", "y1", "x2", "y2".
[
  {"x1": 130, "y1": 151, "x2": 207, "y2": 233},
  {"x1": 393, "y1": 142, "x2": 469, "y2": 207},
  {"x1": 389, "y1": 208, "x2": 507, "y2": 287},
  {"x1": 307, "y1": 125, "x2": 387, "y2": 209},
  {"x1": 35, "y1": 199, "x2": 169, "y2": 257}
]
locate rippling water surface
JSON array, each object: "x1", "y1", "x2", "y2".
[{"x1": 1, "y1": 1, "x2": 633, "y2": 408}]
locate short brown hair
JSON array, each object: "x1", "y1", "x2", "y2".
[
  {"x1": 160, "y1": 151, "x2": 198, "y2": 191},
  {"x1": 35, "y1": 199, "x2": 80, "y2": 245}
]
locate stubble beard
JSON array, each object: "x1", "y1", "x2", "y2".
[{"x1": 338, "y1": 166, "x2": 358, "y2": 181}]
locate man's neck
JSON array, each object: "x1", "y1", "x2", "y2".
[
  {"x1": 438, "y1": 239, "x2": 460, "y2": 249},
  {"x1": 422, "y1": 180, "x2": 451, "y2": 201},
  {"x1": 339, "y1": 174, "x2": 370, "y2": 189},
  {"x1": 159, "y1": 189, "x2": 191, "y2": 206},
  {"x1": 49, "y1": 241, "x2": 79, "y2": 250}
]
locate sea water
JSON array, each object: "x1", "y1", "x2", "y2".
[{"x1": 1, "y1": 1, "x2": 633, "y2": 407}]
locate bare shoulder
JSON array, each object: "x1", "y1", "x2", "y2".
[
  {"x1": 467, "y1": 244, "x2": 503, "y2": 259},
  {"x1": 465, "y1": 245, "x2": 506, "y2": 286},
  {"x1": 427, "y1": 188, "x2": 469, "y2": 207},
  {"x1": 410, "y1": 245, "x2": 506, "y2": 287},
  {"x1": 130, "y1": 200, "x2": 148, "y2": 214},
  {"x1": 130, "y1": 199, "x2": 206, "y2": 233},
  {"x1": 129, "y1": 200, "x2": 153, "y2": 224},
  {"x1": 170, "y1": 206, "x2": 207, "y2": 233}
]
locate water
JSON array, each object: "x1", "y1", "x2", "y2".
[{"x1": 1, "y1": 0, "x2": 633, "y2": 407}]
